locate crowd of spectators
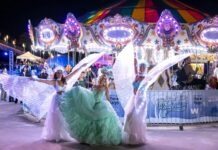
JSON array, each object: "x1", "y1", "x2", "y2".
[{"x1": 0, "y1": 60, "x2": 103, "y2": 103}]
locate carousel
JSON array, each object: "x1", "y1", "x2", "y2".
[{"x1": 28, "y1": 0, "x2": 218, "y2": 124}]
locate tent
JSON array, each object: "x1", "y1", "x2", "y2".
[
  {"x1": 79, "y1": 0, "x2": 208, "y2": 24},
  {"x1": 17, "y1": 52, "x2": 42, "y2": 61}
]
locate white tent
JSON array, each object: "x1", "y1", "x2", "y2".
[{"x1": 17, "y1": 52, "x2": 41, "y2": 61}]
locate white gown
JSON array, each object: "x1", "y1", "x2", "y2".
[
  {"x1": 123, "y1": 91, "x2": 147, "y2": 144},
  {"x1": 41, "y1": 81, "x2": 74, "y2": 142},
  {"x1": 113, "y1": 44, "x2": 192, "y2": 145}
]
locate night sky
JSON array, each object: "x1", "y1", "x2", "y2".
[{"x1": 0, "y1": 0, "x2": 217, "y2": 39}]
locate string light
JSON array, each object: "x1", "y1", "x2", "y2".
[{"x1": 12, "y1": 40, "x2": 16, "y2": 46}]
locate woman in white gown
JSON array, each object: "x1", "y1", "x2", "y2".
[
  {"x1": 123, "y1": 52, "x2": 148, "y2": 145},
  {"x1": 32, "y1": 65, "x2": 86, "y2": 142}
]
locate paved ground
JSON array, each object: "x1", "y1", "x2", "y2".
[{"x1": 0, "y1": 101, "x2": 218, "y2": 150}]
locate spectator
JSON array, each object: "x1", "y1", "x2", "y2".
[
  {"x1": 38, "y1": 68, "x2": 48, "y2": 79},
  {"x1": 108, "y1": 78, "x2": 116, "y2": 90},
  {"x1": 74, "y1": 71, "x2": 86, "y2": 87},
  {"x1": 20, "y1": 67, "x2": 31, "y2": 77},
  {"x1": 85, "y1": 68, "x2": 96, "y2": 88}
]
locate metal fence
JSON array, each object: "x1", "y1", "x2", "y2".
[{"x1": 1, "y1": 86, "x2": 218, "y2": 125}]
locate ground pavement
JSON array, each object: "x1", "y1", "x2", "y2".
[{"x1": 0, "y1": 101, "x2": 218, "y2": 150}]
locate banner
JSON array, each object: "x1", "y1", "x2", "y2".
[
  {"x1": 109, "y1": 89, "x2": 124, "y2": 117},
  {"x1": 146, "y1": 90, "x2": 218, "y2": 123},
  {"x1": 103, "y1": 89, "x2": 218, "y2": 124}
]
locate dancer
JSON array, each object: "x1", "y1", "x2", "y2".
[
  {"x1": 31, "y1": 64, "x2": 87, "y2": 142},
  {"x1": 59, "y1": 67, "x2": 122, "y2": 145},
  {"x1": 133, "y1": 52, "x2": 148, "y2": 95},
  {"x1": 123, "y1": 49, "x2": 148, "y2": 145},
  {"x1": 0, "y1": 52, "x2": 106, "y2": 142},
  {"x1": 113, "y1": 44, "x2": 192, "y2": 145}
]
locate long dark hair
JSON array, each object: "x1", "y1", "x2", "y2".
[{"x1": 53, "y1": 71, "x2": 66, "y2": 84}]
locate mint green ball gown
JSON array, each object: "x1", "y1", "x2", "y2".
[{"x1": 59, "y1": 86, "x2": 122, "y2": 145}]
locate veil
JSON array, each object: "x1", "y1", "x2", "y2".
[
  {"x1": 112, "y1": 44, "x2": 135, "y2": 108},
  {"x1": 134, "y1": 53, "x2": 192, "y2": 114},
  {"x1": 0, "y1": 52, "x2": 105, "y2": 119},
  {"x1": 112, "y1": 42, "x2": 192, "y2": 109},
  {"x1": 0, "y1": 74, "x2": 55, "y2": 119},
  {"x1": 66, "y1": 52, "x2": 105, "y2": 91}
]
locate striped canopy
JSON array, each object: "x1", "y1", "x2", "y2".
[{"x1": 79, "y1": 0, "x2": 209, "y2": 24}]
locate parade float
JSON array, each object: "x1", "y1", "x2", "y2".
[{"x1": 28, "y1": 0, "x2": 218, "y2": 124}]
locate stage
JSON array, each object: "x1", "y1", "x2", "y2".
[{"x1": 0, "y1": 101, "x2": 218, "y2": 150}]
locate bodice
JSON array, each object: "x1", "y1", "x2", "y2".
[
  {"x1": 133, "y1": 80, "x2": 141, "y2": 91},
  {"x1": 55, "y1": 81, "x2": 66, "y2": 92},
  {"x1": 93, "y1": 89, "x2": 105, "y2": 102},
  {"x1": 74, "y1": 80, "x2": 86, "y2": 87},
  {"x1": 133, "y1": 74, "x2": 145, "y2": 91}
]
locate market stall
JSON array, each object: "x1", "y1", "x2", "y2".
[{"x1": 17, "y1": 51, "x2": 42, "y2": 61}]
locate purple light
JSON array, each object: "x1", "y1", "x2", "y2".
[
  {"x1": 155, "y1": 9, "x2": 180, "y2": 38},
  {"x1": 64, "y1": 13, "x2": 81, "y2": 44}
]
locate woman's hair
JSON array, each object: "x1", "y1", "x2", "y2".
[
  {"x1": 53, "y1": 70, "x2": 66, "y2": 84},
  {"x1": 98, "y1": 74, "x2": 107, "y2": 86},
  {"x1": 139, "y1": 63, "x2": 146, "y2": 68}
]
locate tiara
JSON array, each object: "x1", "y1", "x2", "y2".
[
  {"x1": 101, "y1": 67, "x2": 108, "y2": 74},
  {"x1": 54, "y1": 66, "x2": 65, "y2": 72}
]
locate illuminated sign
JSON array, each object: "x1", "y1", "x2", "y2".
[
  {"x1": 103, "y1": 26, "x2": 134, "y2": 43},
  {"x1": 200, "y1": 27, "x2": 218, "y2": 44},
  {"x1": 39, "y1": 28, "x2": 56, "y2": 43}
]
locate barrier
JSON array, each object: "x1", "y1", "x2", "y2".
[
  {"x1": 109, "y1": 89, "x2": 124, "y2": 117},
  {"x1": 2, "y1": 84, "x2": 218, "y2": 124},
  {"x1": 109, "y1": 89, "x2": 218, "y2": 124},
  {"x1": 147, "y1": 90, "x2": 218, "y2": 124}
]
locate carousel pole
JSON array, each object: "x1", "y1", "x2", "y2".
[
  {"x1": 78, "y1": 50, "x2": 81, "y2": 62},
  {"x1": 71, "y1": 48, "x2": 74, "y2": 66},
  {"x1": 68, "y1": 46, "x2": 70, "y2": 65},
  {"x1": 73, "y1": 47, "x2": 76, "y2": 66}
]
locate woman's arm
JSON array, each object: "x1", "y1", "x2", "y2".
[
  {"x1": 31, "y1": 77, "x2": 55, "y2": 85},
  {"x1": 105, "y1": 86, "x2": 110, "y2": 101},
  {"x1": 65, "y1": 64, "x2": 88, "y2": 81},
  {"x1": 134, "y1": 51, "x2": 138, "y2": 75}
]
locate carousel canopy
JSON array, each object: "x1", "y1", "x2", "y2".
[
  {"x1": 79, "y1": 0, "x2": 209, "y2": 24},
  {"x1": 17, "y1": 51, "x2": 42, "y2": 61}
]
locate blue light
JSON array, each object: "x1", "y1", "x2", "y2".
[{"x1": 4, "y1": 52, "x2": 8, "y2": 56}]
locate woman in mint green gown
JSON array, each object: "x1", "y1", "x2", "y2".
[{"x1": 59, "y1": 70, "x2": 122, "y2": 145}]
